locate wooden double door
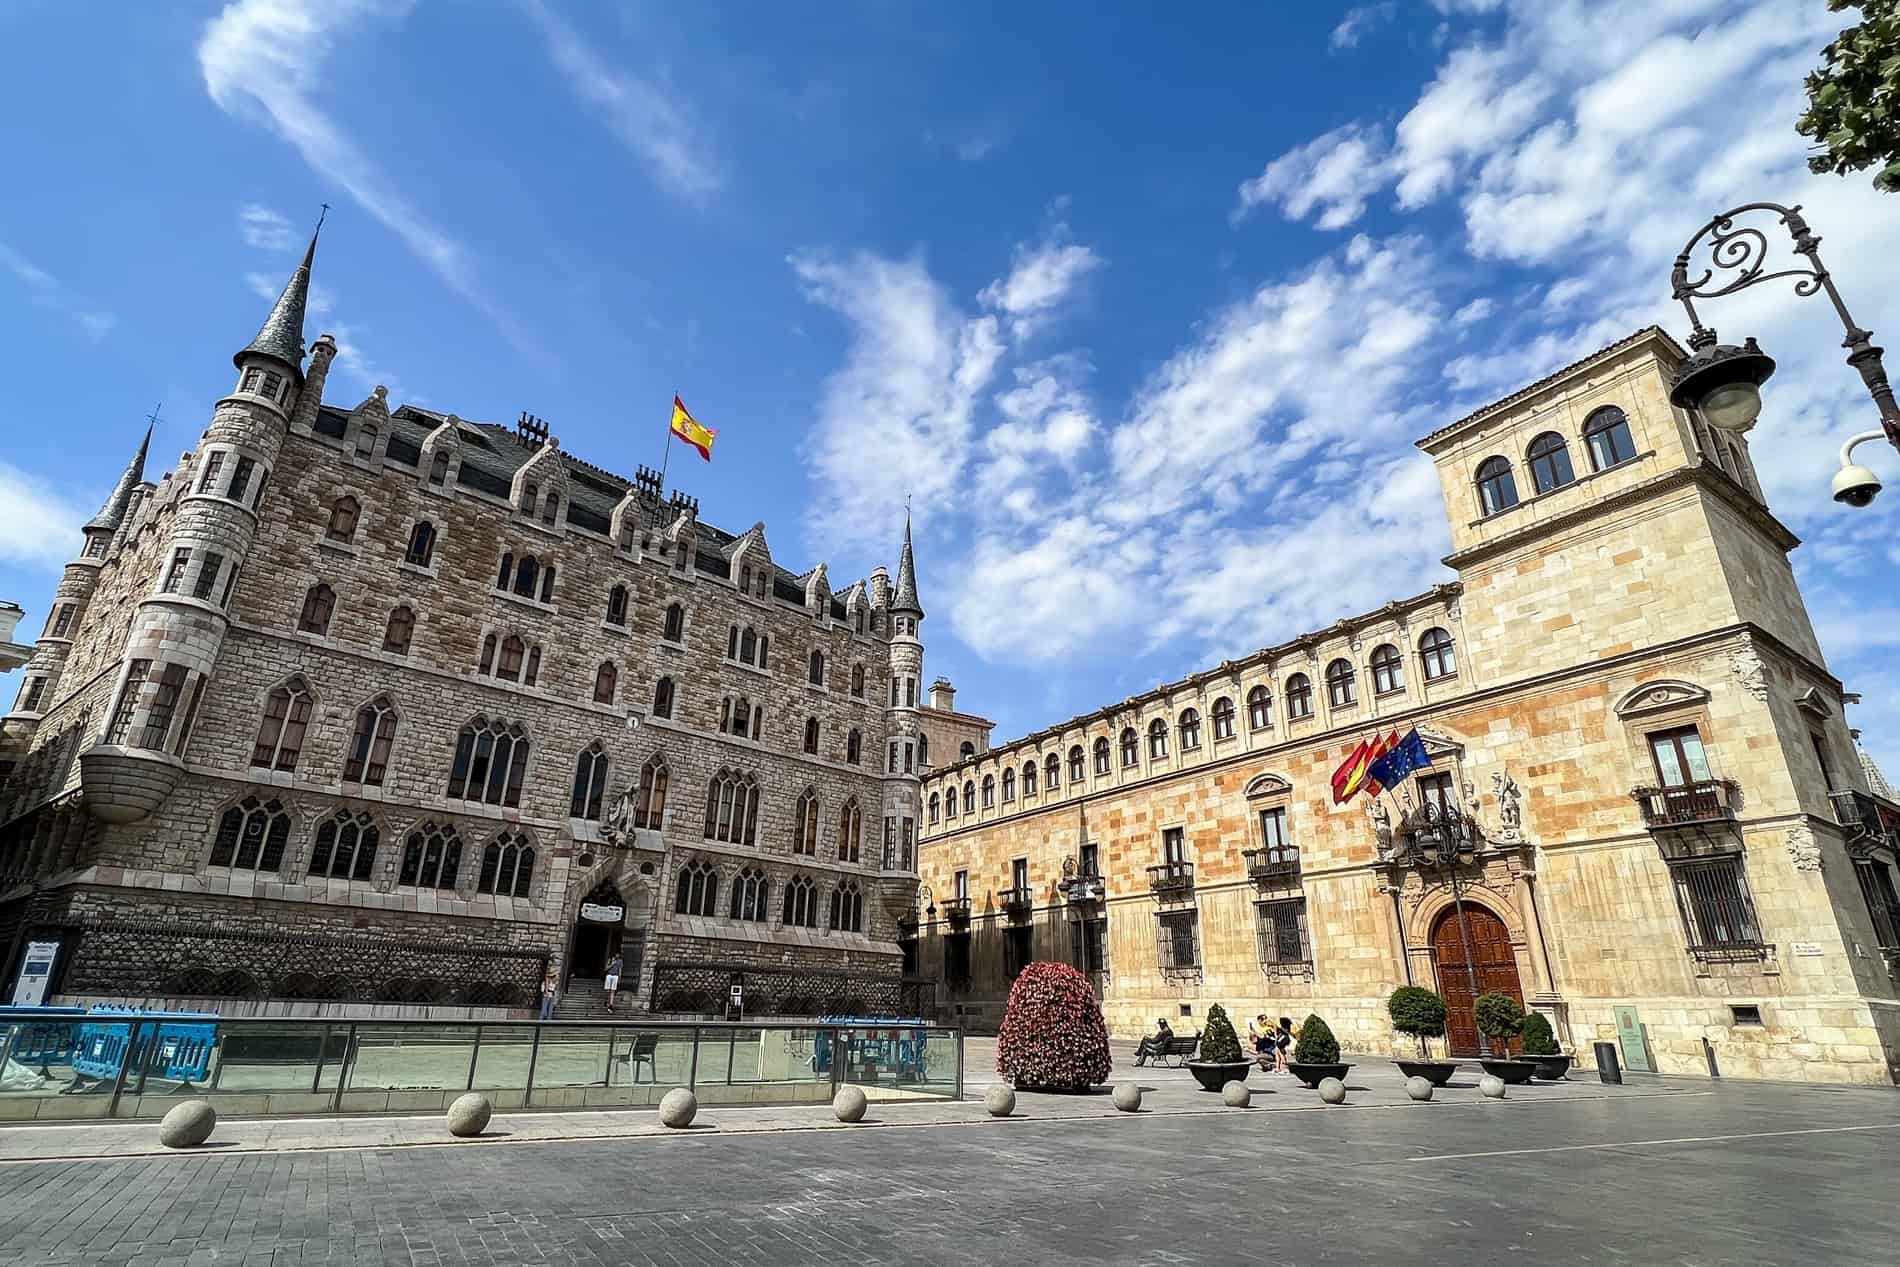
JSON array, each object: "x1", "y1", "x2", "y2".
[{"x1": 1431, "y1": 903, "x2": 1523, "y2": 1057}]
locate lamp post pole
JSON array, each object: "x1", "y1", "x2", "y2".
[{"x1": 1419, "y1": 811, "x2": 1488, "y2": 1060}]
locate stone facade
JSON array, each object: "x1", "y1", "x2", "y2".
[
  {"x1": 916, "y1": 678, "x2": 995, "y2": 774},
  {"x1": 913, "y1": 327, "x2": 1900, "y2": 1085},
  {"x1": 0, "y1": 235, "x2": 926, "y2": 1019}
]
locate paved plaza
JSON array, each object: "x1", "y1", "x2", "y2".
[{"x1": 0, "y1": 1040, "x2": 1896, "y2": 1265}]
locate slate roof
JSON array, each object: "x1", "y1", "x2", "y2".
[
  {"x1": 238, "y1": 227, "x2": 319, "y2": 372},
  {"x1": 85, "y1": 424, "x2": 152, "y2": 533}
]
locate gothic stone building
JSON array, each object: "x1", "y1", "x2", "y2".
[
  {"x1": 0, "y1": 229, "x2": 930, "y2": 1020},
  {"x1": 914, "y1": 326, "x2": 1900, "y2": 1084}
]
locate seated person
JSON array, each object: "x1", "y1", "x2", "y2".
[
  {"x1": 1249, "y1": 1014, "x2": 1276, "y2": 1064},
  {"x1": 1133, "y1": 1017, "x2": 1175, "y2": 1065}
]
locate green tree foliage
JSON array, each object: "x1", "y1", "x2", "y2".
[
  {"x1": 1798, "y1": 1, "x2": 1900, "y2": 191},
  {"x1": 1387, "y1": 985, "x2": 1448, "y2": 1056},
  {"x1": 1473, "y1": 992, "x2": 1526, "y2": 1042},
  {"x1": 1200, "y1": 1003, "x2": 1243, "y2": 1063},
  {"x1": 1520, "y1": 1011, "x2": 1560, "y2": 1057},
  {"x1": 1293, "y1": 1013, "x2": 1340, "y2": 1064}
]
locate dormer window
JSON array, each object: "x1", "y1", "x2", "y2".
[
  {"x1": 541, "y1": 493, "x2": 559, "y2": 528},
  {"x1": 522, "y1": 482, "x2": 539, "y2": 517}
]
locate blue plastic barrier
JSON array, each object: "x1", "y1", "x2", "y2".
[
  {"x1": 813, "y1": 1018, "x2": 929, "y2": 1080},
  {"x1": 70, "y1": 1008, "x2": 221, "y2": 1087}
]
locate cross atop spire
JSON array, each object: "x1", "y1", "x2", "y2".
[
  {"x1": 893, "y1": 503, "x2": 923, "y2": 618},
  {"x1": 85, "y1": 420, "x2": 154, "y2": 533},
  {"x1": 236, "y1": 206, "x2": 324, "y2": 373}
]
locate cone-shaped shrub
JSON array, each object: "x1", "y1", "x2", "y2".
[
  {"x1": 1387, "y1": 985, "x2": 1448, "y2": 1057},
  {"x1": 1473, "y1": 992, "x2": 1525, "y2": 1043},
  {"x1": 1200, "y1": 1003, "x2": 1243, "y2": 1063},
  {"x1": 995, "y1": 960, "x2": 1111, "y2": 1091},
  {"x1": 1520, "y1": 1011, "x2": 1559, "y2": 1056},
  {"x1": 1293, "y1": 1013, "x2": 1339, "y2": 1064}
]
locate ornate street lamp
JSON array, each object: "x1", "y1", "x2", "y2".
[
  {"x1": 1399, "y1": 804, "x2": 1491, "y2": 1058},
  {"x1": 1668, "y1": 203, "x2": 1900, "y2": 497}
]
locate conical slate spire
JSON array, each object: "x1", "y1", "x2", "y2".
[
  {"x1": 235, "y1": 210, "x2": 322, "y2": 372},
  {"x1": 84, "y1": 423, "x2": 152, "y2": 533},
  {"x1": 892, "y1": 509, "x2": 923, "y2": 617},
  {"x1": 1855, "y1": 732, "x2": 1894, "y2": 800}
]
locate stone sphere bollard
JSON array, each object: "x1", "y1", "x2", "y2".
[
  {"x1": 1479, "y1": 1074, "x2": 1507, "y2": 1099},
  {"x1": 1317, "y1": 1077, "x2": 1347, "y2": 1104},
  {"x1": 446, "y1": 1092, "x2": 493, "y2": 1138},
  {"x1": 1221, "y1": 1080, "x2": 1251, "y2": 1108},
  {"x1": 1111, "y1": 1083, "x2": 1143, "y2": 1113},
  {"x1": 659, "y1": 1087, "x2": 699, "y2": 1128},
  {"x1": 984, "y1": 1083, "x2": 1017, "y2": 1117},
  {"x1": 158, "y1": 1100, "x2": 217, "y2": 1149},
  {"x1": 832, "y1": 1085, "x2": 868, "y2": 1124},
  {"x1": 1405, "y1": 1075, "x2": 1435, "y2": 1102}
]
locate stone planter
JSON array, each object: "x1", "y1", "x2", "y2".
[
  {"x1": 1393, "y1": 1059, "x2": 1459, "y2": 1087},
  {"x1": 1186, "y1": 1060, "x2": 1254, "y2": 1092},
  {"x1": 1526, "y1": 1053, "x2": 1573, "y2": 1081},
  {"x1": 1287, "y1": 1061, "x2": 1352, "y2": 1088},
  {"x1": 1479, "y1": 1058, "x2": 1537, "y2": 1085}
]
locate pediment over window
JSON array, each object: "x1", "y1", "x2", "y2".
[
  {"x1": 1244, "y1": 772, "x2": 1292, "y2": 799},
  {"x1": 1794, "y1": 687, "x2": 1834, "y2": 719},
  {"x1": 1416, "y1": 727, "x2": 1465, "y2": 760},
  {"x1": 1614, "y1": 679, "x2": 1711, "y2": 718}
]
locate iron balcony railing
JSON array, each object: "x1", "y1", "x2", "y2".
[
  {"x1": 1633, "y1": 778, "x2": 1738, "y2": 829},
  {"x1": 997, "y1": 887, "x2": 1034, "y2": 917},
  {"x1": 1830, "y1": 788, "x2": 1891, "y2": 842},
  {"x1": 1147, "y1": 860, "x2": 1195, "y2": 895},
  {"x1": 1242, "y1": 847, "x2": 1302, "y2": 883},
  {"x1": 939, "y1": 897, "x2": 972, "y2": 925}
]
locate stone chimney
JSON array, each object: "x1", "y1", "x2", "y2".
[
  {"x1": 928, "y1": 677, "x2": 956, "y2": 712},
  {"x1": 0, "y1": 602, "x2": 23, "y2": 644}
]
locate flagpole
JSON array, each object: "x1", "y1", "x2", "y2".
[{"x1": 659, "y1": 395, "x2": 677, "y2": 493}]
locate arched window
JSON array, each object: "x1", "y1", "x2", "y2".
[
  {"x1": 496, "y1": 552, "x2": 514, "y2": 590},
  {"x1": 447, "y1": 716, "x2": 530, "y2": 807},
  {"x1": 703, "y1": 768, "x2": 760, "y2": 844},
  {"x1": 846, "y1": 728, "x2": 862, "y2": 765},
  {"x1": 674, "y1": 860, "x2": 717, "y2": 917},
  {"x1": 634, "y1": 753, "x2": 668, "y2": 830},
  {"x1": 1285, "y1": 673, "x2": 1314, "y2": 720},
  {"x1": 298, "y1": 583, "x2": 335, "y2": 635},
  {"x1": 729, "y1": 867, "x2": 769, "y2": 922},
  {"x1": 663, "y1": 603, "x2": 685, "y2": 642},
  {"x1": 960, "y1": 741, "x2": 975, "y2": 759},
  {"x1": 593, "y1": 661, "x2": 618, "y2": 705},
  {"x1": 928, "y1": 793, "x2": 941, "y2": 823},
  {"x1": 1043, "y1": 752, "x2": 1060, "y2": 791},
  {"x1": 479, "y1": 633, "x2": 497, "y2": 675},
  {"x1": 325, "y1": 496, "x2": 359, "y2": 543},
  {"x1": 539, "y1": 566, "x2": 555, "y2": 604},
  {"x1": 383, "y1": 606, "x2": 414, "y2": 654},
  {"x1": 309, "y1": 809, "x2": 377, "y2": 881},
  {"x1": 210, "y1": 796, "x2": 290, "y2": 872},
  {"x1": 541, "y1": 492, "x2": 560, "y2": 528},
  {"x1": 808, "y1": 649, "x2": 825, "y2": 686},
  {"x1": 830, "y1": 880, "x2": 864, "y2": 933},
  {"x1": 399, "y1": 821, "x2": 462, "y2": 890},
  {"x1": 1371, "y1": 643, "x2": 1404, "y2": 694},
  {"x1": 1325, "y1": 659, "x2": 1357, "y2": 708},
  {"x1": 739, "y1": 627, "x2": 757, "y2": 664},
  {"x1": 946, "y1": 785, "x2": 959, "y2": 817},
  {"x1": 1148, "y1": 718, "x2": 1169, "y2": 760},
  {"x1": 497, "y1": 635, "x2": 526, "y2": 682},
  {"x1": 405, "y1": 520, "x2": 435, "y2": 567},
  {"x1": 1120, "y1": 727, "x2": 1139, "y2": 768},
  {"x1": 1475, "y1": 456, "x2": 1519, "y2": 516},
  {"x1": 1584, "y1": 406, "x2": 1636, "y2": 471},
  {"x1": 343, "y1": 694, "x2": 397, "y2": 785},
  {"x1": 570, "y1": 742, "x2": 609, "y2": 819},
  {"x1": 1247, "y1": 686, "x2": 1271, "y2": 730},
  {"x1": 513, "y1": 555, "x2": 539, "y2": 598},
  {"x1": 1419, "y1": 626, "x2": 1457, "y2": 680},
  {"x1": 1023, "y1": 760, "x2": 1039, "y2": 796},
  {"x1": 605, "y1": 584, "x2": 629, "y2": 626},
  {"x1": 1002, "y1": 768, "x2": 1017, "y2": 802},
  {"x1": 803, "y1": 716, "x2": 821, "y2": 755},
  {"x1": 1178, "y1": 708, "x2": 1202, "y2": 751},
  {"x1": 783, "y1": 875, "x2": 818, "y2": 929},
  {"x1": 838, "y1": 797, "x2": 862, "y2": 862},
  {"x1": 851, "y1": 664, "x2": 865, "y2": 698},
  {"x1": 1212, "y1": 697, "x2": 1236, "y2": 740},
  {"x1": 429, "y1": 449, "x2": 450, "y2": 486},
  {"x1": 1093, "y1": 736, "x2": 1111, "y2": 775},
  {"x1": 982, "y1": 774, "x2": 997, "y2": 807},
  {"x1": 1527, "y1": 431, "x2": 1575, "y2": 494},
  {"x1": 793, "y1": 789, "x2": 819, "y2": 855},
  {"x1": 652, "y1": 676, "x2": 676, "y2": 719},
  {"x1": 477, "y1": 831, "x2": 535, "y2": 898},
  {"x1": 522, "y1": 482, "x2": 539, "y2": 518},
  {"x1": 252, "y1": 677, "x2": 313, "y2": 770},
  {"x1": 962, "y1": 780, "x2": 975, "y2": 817},
  {"x1": 1068, "y1": 745, "x2": 1085, "y2": 782}
]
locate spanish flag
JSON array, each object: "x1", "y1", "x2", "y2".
[
  {"x1": 1332, "y1": 730, "x2": 1401, "y2": 804},
  {"x1": 670, "y1": 395, "x2": 717, "y2": 461}
]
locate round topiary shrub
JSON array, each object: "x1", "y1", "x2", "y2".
[
  {"x1": 1387, "y1": 985, "x2": 1448, "y2": 1057},
  {"x1": 995, "y1": 960, "x2": 1111, "y2": 1092},
  {"x1": 1473, "y1": 993, "x2": 1525, "y2": 1046},
  {"x1": 1519, "y1": 1011, "x2": 1559, "y2": 1057},
  {"x1": 1293, "y1": 1013, "x2": 1339, "y2": 1065},
  {"x1": 1200, "y1": 1003, "x2": 1244, "y2": 1064}
]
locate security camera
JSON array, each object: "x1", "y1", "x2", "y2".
[{"x1": 1833, "y1": 462, "x2": 1882, "y2": 508}]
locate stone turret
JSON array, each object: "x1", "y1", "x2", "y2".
[{"x1": 879, "y1": 512, "x2": 925, "y2": 875}]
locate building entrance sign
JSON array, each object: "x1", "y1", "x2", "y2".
[
  {"x1": 9, "y1": 940, "x2": 60, "y2": 1006},
  {"x1": 580, "y1": 903, "x2": 624, "y2": 924}
]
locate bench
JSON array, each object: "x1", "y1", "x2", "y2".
[{"x1": 1133, "y1": 1032, "x2": 1200, "y2": 1068}]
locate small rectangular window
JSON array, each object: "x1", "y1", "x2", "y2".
[
  {"x1": 21, "y1": 678, "x2": 46, "y2": 712},
  {"x1": 106, "y1": 660, "x2": 151, "y2": 744},
  {"x1": 227, "y1": 456, "x2": 256, "y2": 503},
  {"x1": 1255, "y1": 897, "x2": 1311, "y2": 966},
  {"x1": 137, "y1": 664, "x2": 189, "y2": 750},
  {"x1": 197, "y1": 451, "x2": 225, "y2": 492},
  {"x1": 1649, "y1": 725, "x2": 1713, "y2": 787},
  {"x1": 1729, "y1": 1004, "x2": 1762, "y2": 1026},
  {"x1": 219, "y1": 562, "x2": 241, "y2": 609},
  {"x1": 48, "y1": 604, "x2": 74, "y2": 638},
  {"x1": 160, "y1": 548, "x2": 191, "y2": 594},
  {"x1": 191, "y1": 552, "x2": 225, "y2": 601},
  {"x1": 262, "y1": 371, "x2": 284, "y2": 400},
  {"x1": 1162, "y1": 826, "x2": 1186, "y2": 864}
]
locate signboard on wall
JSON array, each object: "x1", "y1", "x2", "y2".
[
  {"x1": 580, "y1": 902, "x2": 624, "y2": 924},
  {"x1": 1614, "y1": 1005, "x2": 1653, "y2": 1073},
  {"x1": 9, "y1": 940, "x2": 61, "y2": 1007}
]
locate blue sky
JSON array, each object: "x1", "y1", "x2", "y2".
[{"x1": 3, "y1": 0, "x2": 1898, "y2": 773}]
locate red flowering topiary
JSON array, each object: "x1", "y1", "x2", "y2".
[{"x1": 995, "y1": 960, "x2": 1112, "y2": 1091}]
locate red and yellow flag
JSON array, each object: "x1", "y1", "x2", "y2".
[
  {"x1": 670, "y1": 395, "x2": 717, "y2": 461},
  {"x1": 1332, "y1": 730, "x2": 1402, "y2": 804}
]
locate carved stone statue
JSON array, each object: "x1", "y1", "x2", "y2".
[
  {"x1": 1493, "y1": 769, "x2": 1524, "y2": 841},
  {"x1": 1061, "y1": 855, "x2": 1077, "y2": 880},
  {"x1": 1464, "y1": 779, "x2": 1481, "y2": 819},
  {"x1": 601, "y1": 788, "x2": 636, "y2": 845},
  {"x1": 1368, "y1": 796, "x2": 1393, "y2": 856}
]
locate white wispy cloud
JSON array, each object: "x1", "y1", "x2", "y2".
[
  {"x1": 1331, "y1": 2, "x2": 1396, "y2": 50},
  {"x1": 0, "y1": 242, "x2": 116, "y2": 341},
  {"x1": 1233, "y1": 123, "x2": 1389, "y2": 230},
  {"x1": 0, "y1": 464, "x2": 88, "y2": 570},
  {"x1": 516, "y1": 0, "x2": 723, "y2": 200},
  {"x1": 238, "y1": 203, "x2": 296, "y2": 251},
  {"x1": 978, "y1": 234, "x2": 1103, "y2": 340}
]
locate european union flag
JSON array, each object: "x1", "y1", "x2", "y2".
[{"x1": 1367, "y1": 727, "x2": 1432, "y2": 791}]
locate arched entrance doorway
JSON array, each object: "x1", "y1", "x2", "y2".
[
  {"x1": 567, "y1": 879, "x2": 626, "y2": 983},
  {"x1": 1430, "y1": 902, "x2": 1523, "y2": 1057}
]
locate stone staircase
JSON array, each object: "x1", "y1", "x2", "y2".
[{"x1": 553, "y1": 977, "x2": 631, "y2": 1021}]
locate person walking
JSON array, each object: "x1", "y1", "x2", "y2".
[
  {"x1": 603, "y1": 952, "x2": 624, "y2": 1011},
  {"x1": 1274, "y1": 1016, "x2": 1295, "y2": 1074},
  {"x1": 539, "y1": 969, "x2": 559, "y2": 1021}
]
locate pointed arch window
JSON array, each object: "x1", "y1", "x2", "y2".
[
  {"x1": 325, "y1": 496, "x2": 360, "y2": 543},
  {"x1": 652, "y1": 676, "x2": 676, "y2": 720},
  {"x1": 730, "y1": 867, "x2": 769, "y2": 922},
  {"x1": 793, "y1": 789, "x2": 820, "y2": 856},
  {"x1": 846, "y1": 728, "x2": 862, "y2": 765},
  {"x1": 539, "y1": 565, "x2": 556, "y2": 604},
  {"x1": 851, "y1": 663, "x2": 865, "y2": 697},
  {"x1": 1247, "y1": 686, "x2": 1272, "y2": 730},
  {"x1": 1023, "y1": 761, "x2": 1039, "y2": 796},
  {"x1": 1584, "y1": 406, "x2": 1637, "y2": 471},
  {"x1": 663, "y1": 603, "x2": 685, "y2": 642},
  {"x1": 1371, "y1": 643, "x2": 1404, "y2": 694},
  {"x1": 1093, "y1": 736, "x2": 1111, "y2": 775},
  {"x1": 1178, "y1": 708, "x2": 1202, "y2": 751},
  {"x1": 703, "y1": 768, "x2": 760, "y2": 844},
  {"x1": 298, "y1": 583, "x2": 335, "y2": 635},
  {"x1": 343, "y1": 695, "x2": 398, "y2": 785},
  {"x1": 522, "y1": 482, "x2": 539, "y2": 519},
  {"x1": 1285, "y1": 673, "x2": 1314, "y2": 719},
  {"x1": 1325, "y1": 659, "x2": 1357, "y2": 708},
  {"x1": 495, "y1": 552, "x2": 514, "y2": 590},
  {"x1": 541, "y1": 492, "x2": 560, "y2": 528},
  {"x1": 1475, "y1": 456, "x2": 1519, "y2": 516},
  {"x1": 1068, "y1": 745, "x2": 1085, "y2": 783},
  {"x1": 1148, "y1": 718, "x2": 1169, "y2": 761},
  {"x1": 477, "y1": 831, "x2": 535, "y2": 898},
  {"x1": 605, "y1": 584, "x2": 629, "y2": 627},
  {"x1": 594, "y1": 661, "x2": 618, "y2": 705},
  {"x1": 808, "y1": 649, "x2": 825, "y2": 686},
  {"x1": 830, "y1": 880, "x2": 864, "y2": 933},
  {"x1": 399, "y1": 821, "x2": 462, "y2": 890},
  {"x1": 1121, "y1": 727, "x2": 1139, "y2": 768},
  {"x1": 783, "y1": 875, "x2": 819, "y2": 928},
  {"x1": 1419, "y1": 626, "x2": 1457, "y2": 681},
  {"x1": 210, "y1": 796, "x2": 291, "y2": 872},
  {"x1": 382, "y1": 606, "x2": 414, "y2": 654},
  {"x1": 1212, "y1": 696, "x2": 1236, "y2": 740},
  {"x1": 982, "y1": 774, "x2": 997, "y2": 808},
  {"x1": 1527, "y1": 431, "x2": 1576, "y2": 494},
  {"x1": 447, "y1": 716, "x2": 530, "y2": 807},
  {"x1": 675, "y1": 860, "x2": 718, "y2": 917},
  {"x1": 479, "y1": 633, "x2": 497, "y2": 675},
  {"x1": 429, "y1": 449, "x2": 450, "y2": 486},
  {"x1": 570, "y1": 742, "x2": 609, "y2": 820},
  {"x1": 1002, "y1": 768, "x2": 1017, "y2": 802},
  {"x1": 309, "y1": 809, "x2": 378, "y2": 881},
  {"x1": 252, "y1": 677, "x2": 313, "y2": 770}
]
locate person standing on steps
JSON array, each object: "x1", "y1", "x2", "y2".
[
  {"x1": 604, "y1": 952, "x2": 624, "y2": 1011},
  {"x1": 539, "y1": 968, "x2": 559, "y2": 1021}
]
